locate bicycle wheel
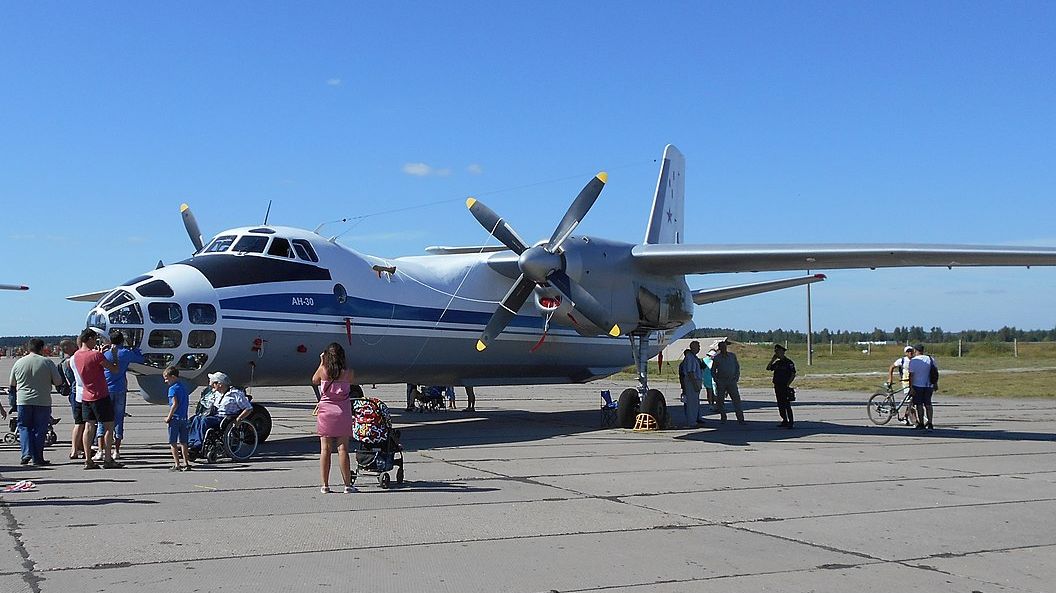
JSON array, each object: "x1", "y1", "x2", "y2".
[
  {"x1": 867, "y1": 393, "x2": 895, "y2": 425},
  {"x1": 222, "y1": 420, "x2": 258, "y2": 461}
]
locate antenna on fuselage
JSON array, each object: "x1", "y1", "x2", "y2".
[{"x1": 263, "y1": 200, "x2": 272, "y2": 225}]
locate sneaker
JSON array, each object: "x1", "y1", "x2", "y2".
[
  {"x1": 84, "y1": 462, "x2": 100, "y2": 470},
  {"x1": 320, "y1": 486, "x2": 332, "y2": 493},
  {"x1": 112, "y1": 451, "x2": 121, "y2": 461},
  {"x1": 169, "y1": 464, "x2": 181, "y2": 472},
  {"x1": 33, "y1": 460, "x2": 51, "y2": 466},
  {"x1": 343, "y1": 485, "x2": 357, "y2": 493},
  {"x1": 20, "y1": 457, "x2": 31, "y2": 465},
  {"x1": 92, "y1": 451, "x2": 104, "y2": 462},
  {"x1": 102, "y1": 459, "x2": 125, "y2": 469},
  {"x1": 913, "y1": 424, "x2": 925, "y2": 430},
  {"x1": 925, "y1": 423, "x2": 934, "y2": 430}
]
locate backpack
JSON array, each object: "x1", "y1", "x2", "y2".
[
  {"x1": 353, "y1": 397, "x2": 391, "y2": 444},
  {"x1": 928, "y1": 356, "x2": 939, "y2": 387}
]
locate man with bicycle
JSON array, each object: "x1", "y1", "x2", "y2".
[{"x1": 886, "y1": 346, "x2": 918, "y2": 426}]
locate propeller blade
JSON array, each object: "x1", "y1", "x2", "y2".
[
  {"x1": 549, "y1": 270, "x2": 621, "y2": 337},
  {"x1": 476, "y1": 275, "x2": 536, "y2": 351},
  {"x1": 466, "y1": 198, "x2": 529, "y2": 255},
  {"x1": 547, "y1": 172, "x2": 607, "y2": 251},
  {"x1": 180, "y1": 203, "x2": 205, "y2": 252}
]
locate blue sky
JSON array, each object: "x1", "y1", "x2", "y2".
[{"x1": 1, "y1": 2, "x2": 1054, "y2": 336}]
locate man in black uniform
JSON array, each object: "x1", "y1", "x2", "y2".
[{"x1": 766, "y1": 344, "x2": 797, "y2": 428}]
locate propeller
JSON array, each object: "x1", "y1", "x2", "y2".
[
  {"x1": 467, "y1": 172, "x2": 620, "y2": 351},
  {"x1": 180, "y1": 203, "x2": 204, "y2": 252}
]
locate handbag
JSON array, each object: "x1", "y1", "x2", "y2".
[{"x1": 787, "y1": 387, "x2": 796, "y2": 401}]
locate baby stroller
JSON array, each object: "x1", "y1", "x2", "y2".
[
  {"x1": 4, "y1": 409, "x2": 59, "y2": 447},
  {"x1": 352, "y1": 397, "x2": 404, "y2": 489},
  {"x1": 413, "y1": 385, "x2": 449, "y2": 412}
]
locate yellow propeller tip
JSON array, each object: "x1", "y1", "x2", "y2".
[
  {"x1": 476, "y1": 340, "x2": 487, "y2": 351},
  {"x1": 466, "y1": 197, "x2": 477, "y2": 209},
  {"x1": 608, "y1": 324, "x2": 621, "y2": 337},
  {"x1": 596, "y1": 172, "x2": 608, "y2": 183},
  {"x1": 180, "y1": 203, "x2": 190, "y2": 212}
]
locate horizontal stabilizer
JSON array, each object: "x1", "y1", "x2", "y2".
[
  {"x1": 633, "y1": 243, "x2": 1056, "y2": 275},
  {"x1": 66, "y1": 289, "x2": 111, "y2": 303},
  {"x1": 425, "y1": 245, "x2": 510, "y2": 255},
  {"x1": 693, "y1": 274, "x2": 825, "y2": 305}
]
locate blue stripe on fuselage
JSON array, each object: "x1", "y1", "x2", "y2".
[{"x1": 219, "y1": 293, "x2": 543, "y2": 329}]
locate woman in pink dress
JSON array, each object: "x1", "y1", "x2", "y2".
[{"x1": 311, "y1": 342, "x2": 354, "y2": 493}]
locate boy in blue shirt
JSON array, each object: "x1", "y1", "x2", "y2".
[{"x1": 163, "y1": 367, "x2": 191, "y2": 471}]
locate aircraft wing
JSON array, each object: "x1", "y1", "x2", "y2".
[
  {"x1": 631, "y1": 244, "x2": 1056, "y2": 275},
  {"x1": 66, "y1": 289, "x2": 111, "y2": 303}
]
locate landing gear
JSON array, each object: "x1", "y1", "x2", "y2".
[{"x1": 616, "y1": 332, "x2": 668, "y2": 429}]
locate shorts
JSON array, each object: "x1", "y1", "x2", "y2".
[
  {"x1": 911, "y1": 386, "x2": 934, "y2": 406},
  {"x1": 70, "y1": 400, "x2": 85, "y2": 424},
  {"x1": 167, "y1": 418, "x2": 189, "y2": 445},
  {"x1": 82, "y1": 398, "x2": 115, "y2": 424}
]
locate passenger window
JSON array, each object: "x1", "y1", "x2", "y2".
[
  {"x1": 188, "y1": 330, "x2": 217, "y2": 349},
  {"x1": 119, "y1": 328, "x2": 144, "y2": 348},
  {"x1": 177, "y1": 353, "x2": 209, "y2": 370},
  {"x1": 205, "y1": 235, "x2": 236, "y2": 253},
  {"x1": 147, "y1": 330, "x2": 182, "y2": 349},
  {"x1": 148, "y1": 302, "x2": 183, "y2": 324},
  {"x1": 188, "y1": 304, "x2": 217, "y2": 325},
  {"x1": 136, "y1": 280, "x2": 174, "y2": 298},
  {"x1": 233, "y1": 235, "x2": 269, "y2": 253},
  {"x1": 267, "y1": 238, "x2": 294, "y2": 258},
  {"x1": 291, "y1": 239, "x2": 319, "y2": 262},
  {"x1": 108, "y1": 303, "x2": 144, "y2": 325},
  {"x1": 334, "y1": 283, "x2": 347, "y2": 304}
]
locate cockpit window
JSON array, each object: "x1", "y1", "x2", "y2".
[
  {"x1": 109, "y1": 303, "x2": 144, "y2": 325},
  {"x1": 148, "y1": 302, "x2": 183, "y2": 324},
  {"x1": 267, "y1": 238, "x2": 294, "y2": 258},
  {"x1": 205, "y1": 235, "x2": 237, "y2": 253},
  {"x1": 100, "y1": 290, "x2": 134, "y2": 310},
  {"x1": 233, "y1": 235, "x2": 269, "y2": 254},
  {"x1": 137, "y1": 280, "x2": 175, "y2": 298},
  {"x1": 188, "y1": 303, "x2": 216, "y2": 325},
  {"x1": 291, "y1": 239, "x2": 319, "y2": 262}
]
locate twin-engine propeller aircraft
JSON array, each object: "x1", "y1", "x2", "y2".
[{"x1": 68, "y1": 145, "x2": 1056, "y2": 428}]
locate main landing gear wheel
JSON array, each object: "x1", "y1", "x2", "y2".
[
  {"x1": 641, "y1": 389, "x2": 668, "y2": 429},
  {"x1": 248, "y1": 403, "x2": 272, "y2": 443},
  {"x1": 868, "y1": 393, "x2": 895, "y2": 425},
  {"x1": 616, "y1": 388, "x2": 640, "y2": 429}
]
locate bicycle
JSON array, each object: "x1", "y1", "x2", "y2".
[{"x1": 867, "y1": 383, "x2": 918, "y2": 426}]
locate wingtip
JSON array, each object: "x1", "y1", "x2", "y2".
[
  {"x1": 180, "y1": 203, "x2": 190, "y2": 212},
  {"x1": 608, "y1": 324, "x2": 621, "y2": 337},
  {"x1": 596, "y1": 172, "x2": 608, "y2": 184},
  {"x1": 466, "y1": 197, "x2": 477, "y2": 209},
  {"x1": 476, "y1": 339, "x2": 487, "y2": 352}
]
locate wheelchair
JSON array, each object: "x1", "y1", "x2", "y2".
[{"x1": 188, "y1": 415, "x2": 259, "y2": 463}]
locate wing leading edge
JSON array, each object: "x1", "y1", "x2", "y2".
[{"x1": 631, "y1": 244, "x2": 1056, "y2": 276}]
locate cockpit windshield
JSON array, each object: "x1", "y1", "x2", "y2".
[
  {"x1": 204, "y1": 235, "x2": 236, "y2": 253},
  {"x1": 233, "y1": 235, "x2": 269, "y2": 253}
]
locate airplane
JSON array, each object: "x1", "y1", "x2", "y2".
[
  {"x1": 67, "y1": 145, "x2": 1056, "y2": 433},
  {"x1": 1, "y1": 284, "x2": 29, "y2": 291}
]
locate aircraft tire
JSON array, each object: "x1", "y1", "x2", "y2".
[
  {"x1": 616, "y1": 389, "x2": 640, "y2": 429},
  {"x1": 249, "y1": 403, "x2": 272, "y2": 442},
  {"x1": 642, "y1": 389, "x2": 668, "y2": 429}
]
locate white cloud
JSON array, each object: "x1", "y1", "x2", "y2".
[
  {"x1": 402, "y1": 163, "x2": 451, "y2": 177},
  {"x1": 402, "y1": 163, "x2": 433, "y2": 176},
  {"x1": 326, "y1": 78, "x2": 342, "y2": 86},
  {"x1": 466, "y1": 163, "x2": 483, "y2": 175}
]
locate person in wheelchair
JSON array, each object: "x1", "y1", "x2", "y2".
[{"x1": 188, "y1": 372, "x2": 253, "y2": 450}]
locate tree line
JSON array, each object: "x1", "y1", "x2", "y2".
[{"x1": 690, "y1": 326, "x2": 1056, "y2": 344}]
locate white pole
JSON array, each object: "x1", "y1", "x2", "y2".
[
  {"x1": 958, "y1": 338, "x2": 962, "y2": 358},
  {"x1": 830, "y1": 339, "x2": 833, "y2": 355},
  {"x1": 1014, "y1": 338, "x2": 1018, "y2": 358},
  {"x1": 806, "y1": 270, "x2": 813, "y2": 366}
]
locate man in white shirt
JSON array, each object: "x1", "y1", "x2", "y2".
[{"x1": 907, "y1": 344, "x2": 938, "y2": 430}]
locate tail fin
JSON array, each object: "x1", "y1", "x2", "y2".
[{"x1": 643, "y1": 144, "x2": 685, "y2": 244}]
